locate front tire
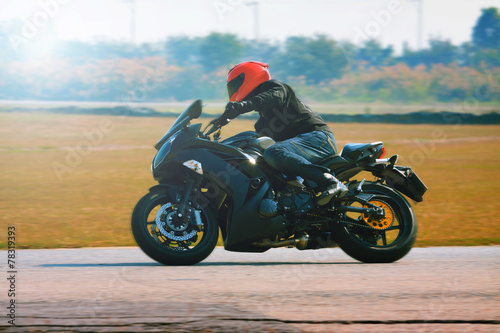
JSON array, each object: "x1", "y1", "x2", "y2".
[
  {"x1": 131, "y1": 188, "x2": 219, "y2": 265},
  {"x1": 332, "y1": 183, "x2": 417, "y2": 263}
]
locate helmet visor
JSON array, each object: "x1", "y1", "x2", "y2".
[{"x1": 227, "y1": 73, "x2": 245, "y2": 100}]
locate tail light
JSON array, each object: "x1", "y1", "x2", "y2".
[{"x1": 380, "y1": 146, "x2": 387, "y2": 159}]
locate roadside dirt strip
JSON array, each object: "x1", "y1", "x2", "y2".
[{"x1": 2, "y1": 246, "x2": 499, "y2": 332}]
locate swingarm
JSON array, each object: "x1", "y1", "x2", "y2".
[
  {"x1": 334, "y1": 183, "x2": 386, "y2": 220},
  {"x1": 335, "y1": 198, "x2": 386, "y2": 220}
]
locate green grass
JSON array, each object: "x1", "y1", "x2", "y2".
[{"x1": 0, "y1": 111, "x2": 499, "y2": 249}]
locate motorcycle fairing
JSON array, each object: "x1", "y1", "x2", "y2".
[
  {"x1": 152, "y1": 124, "x2": 202, "y2": 172},
  {"x1": 153, "y1": 139, "x2": 287, "y2": 252},
  {"x1": 224, "y1": 181, "x2": 288, "y2": 252}
]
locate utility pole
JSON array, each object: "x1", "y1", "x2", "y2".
[
  {"x1": 410, "y1": 0, "x2": 424, "y2": 49},
  {"x1": 246, "y1": 1, "x2": 259, "y2": 40},
  {"x1": 408, "y1": 0, "x2": 424, "y2": 49},
  {"x1": 123, "y1": 0, "x2": 136, "y2": 44},
  {"x1": 417, "y1": 0, "x2": 423, "y2": 50}
]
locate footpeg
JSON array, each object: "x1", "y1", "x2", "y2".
[{"x1": 356, "y1": 179, "x2": 365, "y2": 194}]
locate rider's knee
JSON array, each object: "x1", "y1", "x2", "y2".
[{"x1": 263, "y1": 145, "x2": 283, "y2": 169}]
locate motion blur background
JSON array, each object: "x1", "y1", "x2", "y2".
[
  {"x1": 0, "y1": 0, "x2": 499, "y2": 248},
  {"x1": 0, "y1": 0, "x2": 499, "y2": 104}
]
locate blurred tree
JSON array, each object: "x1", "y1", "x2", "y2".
[
  {"x1": 355, "y1": 39, "x2": 394, "y2": 67},
  {"x1": 425, "y1": 38, "x2": 458, "y2": 64},
  {"x1": 92, "y1": 41, "x2": 140, "y2": 59},
  {"x1": 165, "y1": 36, "x2": 202, "y2": 66},
  {"x1": 277, "y1": 35, "x2": 347, "y2": 84},
  {"x1": 459, "y1": 41, "x2": 500, "y2": 68},
  {"x1": 398, "y1": 42, "x2": 422, "y2": 67},
  {"x1": 53, "y1": 40, "x2": 163, "y2": 63},
  {"x1": 198, "y1": 33, "x2": 244, "y2": 72},
  {"x1": 54, "y1": 40, "x2": 97, "y2": 63},
  {"x1": 472, "y1": 7, "x2": 500, "y2": 49},
  {"x1": 242, "y1": 39, "x2": 280, "y2": 64},
  {"x1": 1, "y1": 9, "x2": 499, "y2": 104},
  {"x1": 337, "y1": 40, "x2": 357, "y2": 66},
  {"x1": 399, "y1": 38, "x2": 457, "y2": 67}
]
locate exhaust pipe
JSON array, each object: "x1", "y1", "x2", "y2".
[{"x1": 253, "y1": 235, "x2": 309, "y2": 250}]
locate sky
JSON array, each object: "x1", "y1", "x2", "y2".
[{"x1": 1, "y1": 0, "x2": 499, "y2": 54}]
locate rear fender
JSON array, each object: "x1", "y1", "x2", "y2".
[{"x1": 372, "y1": 165, "x2": 427, "y2": 202}]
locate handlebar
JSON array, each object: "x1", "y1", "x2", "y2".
[{"x1": 205, "y1": 117, "x2": 230, "y2": 136}]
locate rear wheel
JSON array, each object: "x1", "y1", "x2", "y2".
[
  {"x1": 131, "y1": 188, "x2": 219, "y2": 265},
  {"x1": 331, "y1": 183, "x2": 417, "y2": 263}
]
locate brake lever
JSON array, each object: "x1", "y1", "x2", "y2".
[{"x1": 206, "y1": 118, "x2": 230, "y2": 136}]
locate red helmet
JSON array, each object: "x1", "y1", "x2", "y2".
[{"x1": 227, "y1": 61, "x2": 271, "y2": 102}]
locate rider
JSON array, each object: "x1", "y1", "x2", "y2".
[{"x1": 219, "y1": 61, "x2": 347, "y2": 205}]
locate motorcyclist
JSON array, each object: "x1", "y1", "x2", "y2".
[{"x1": 219, "y1": 61, "x2": 347, "y2": 205}]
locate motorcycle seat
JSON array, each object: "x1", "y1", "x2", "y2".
[
  {"x1": 248, "y1": 136, "x2": 275, "y2": 151},
  {"x1": 318, "y1": 154, "x2": 350, "y2": 170},
  {"x1": 340, "y1": 142, "x2": 382, "y2": 160}
]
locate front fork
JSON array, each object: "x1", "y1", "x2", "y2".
[
  {"x1": 177, "y1": 178, "x2": 196, "y2": 217},
  {"x1": 176, "y1": 177, "x2": 205, "y2": 230}
]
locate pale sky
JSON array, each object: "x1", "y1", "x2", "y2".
[{"x1": 1, "y1": 0, "x2": 499, "y2": 53}]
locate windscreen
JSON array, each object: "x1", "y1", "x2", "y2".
[{"x1": 154, "y1": 99, "x2": 202, "y2": 150}]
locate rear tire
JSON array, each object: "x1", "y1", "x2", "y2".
[
  {"x1": 131, "y1": 188, "x2": 219, "y2": 265},
  {"x1": 332, "y1": 183, "x2": 417, "y2": 263}
]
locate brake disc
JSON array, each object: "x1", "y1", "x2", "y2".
[{"x1": 155, "y1": 203, "x2": 197, "y2": 241}]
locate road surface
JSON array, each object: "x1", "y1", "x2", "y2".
[{"x1": 2, "y1": 246, "x2": 499, "y2": 332}]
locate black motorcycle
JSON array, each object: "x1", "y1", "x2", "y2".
[{"x1": 131, "y1": 100, "x2": 427, "y2": 265}]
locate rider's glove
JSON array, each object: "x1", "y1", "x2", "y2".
[{"x1": 222, "y1": 101, "x2": 253, "y2": 120}]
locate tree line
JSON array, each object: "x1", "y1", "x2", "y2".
[{"x1": 0, "y1": 7, "x2": 498, "y2": 104}]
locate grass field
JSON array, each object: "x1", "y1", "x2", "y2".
[
  {"x1": 1, "y1": 111, "x2": 499, "y2": 249},
  {"x1": 1, "y1": 100, "x2": 499, "y2": 115}
]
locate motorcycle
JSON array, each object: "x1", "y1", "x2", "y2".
[{"x1": 131, "y1": 100, "x2": 427, "y2": 265}]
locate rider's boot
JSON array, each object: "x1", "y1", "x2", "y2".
[{"x1": 315, "y1": 173, "x2": 348, "y2": 206}]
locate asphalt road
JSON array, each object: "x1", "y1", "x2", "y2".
[{"x1": 2, "y1": 246, "x2": 499, "y2": 332}]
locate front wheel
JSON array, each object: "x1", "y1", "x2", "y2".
[
  {"x1": 331, "y1": 182, "x2": 417, "y2": 263},
  {"x1": 131, "y1": 188, "x2": 219, "y2": 265}
]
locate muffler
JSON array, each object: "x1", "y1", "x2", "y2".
[{"x1": 253, "y1": 235, "x2": 309, "y2": 250}]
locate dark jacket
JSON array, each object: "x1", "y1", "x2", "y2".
[{"x1": 242, "y1": 79, "x2": 331, "y2": 142}]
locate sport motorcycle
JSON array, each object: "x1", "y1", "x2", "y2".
[{"x1": 131, "y1": 100, "x2": 427, "y2": 265}]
